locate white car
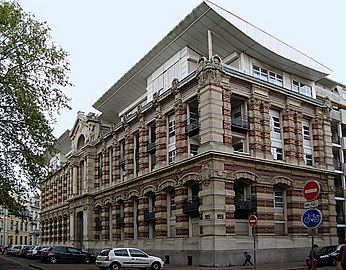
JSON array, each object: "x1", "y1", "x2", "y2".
[{"x1": 96, "y1": 248, "x2": 164, "y2": 270}]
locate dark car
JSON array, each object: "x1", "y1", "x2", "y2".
[
  {"x1": 40, "y1": 246, "x2": 96, "y2": 264},
  {"x1": 316, "y1": 244, "x2": 343, "y2": 266}
]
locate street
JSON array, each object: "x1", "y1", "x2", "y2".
[{"x1": 0, "y1": 253, "x2": 337, "y2": 270}]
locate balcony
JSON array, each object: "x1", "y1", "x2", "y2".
[
  {"x1": 118, "y1": 156, "x2": 125, "y2": 166},
  {"x1": 335, "y1": 187, "x2": 344, "y2": 197},
  {"x1": 232, "y1": 115, "x2": 249, "y2": 133},
  {"x1": 186, "y1": 117, "x2": 199, "y2": 137},
  {"x1": 144, "y1": 209, "x2": 155, "y2": 222},
  {"x1": 116, "y1": 216, "x2": 125, "y2": 225},
  {"x1": 147, "y1": 141, "x2": 156, "y2": 152},
  {"x1": 183, "y1": 197, "x2": 199, "y2": 216},
  {"x1": 337, "y1": 215, "x2": 346, "y2": 224},
  {"x1": 235, "y1": 195, "x2": 256, "y2": 211}
]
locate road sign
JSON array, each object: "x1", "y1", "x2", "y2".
[
  {"x1": 304, "y1": 200, "x2": 319, "y2": 209},
  {"x1": 303, "y1": 180, "x2": 320, "y2": 201},
  {"x1": 301, "y1": 208, "x2": 322, "y2": 229},
  {"x1": 248, "y1": 215, "x2": 257, "y2": 227}
]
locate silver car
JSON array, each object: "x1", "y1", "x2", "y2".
[{"x1": 96, "y1": 248, "x2": 164, "y2": 270}]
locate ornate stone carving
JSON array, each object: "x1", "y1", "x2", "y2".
[{"x1": 199, "y1": 164, "x2": 211, "y2": 186}]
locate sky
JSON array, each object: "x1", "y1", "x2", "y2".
[{"x1": 17, "y1": 0, "x2": 346, "y2": 137}]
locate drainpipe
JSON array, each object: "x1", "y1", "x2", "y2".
[{"x1": 208, "y1": 30, "x2": 213, "y2": 60}]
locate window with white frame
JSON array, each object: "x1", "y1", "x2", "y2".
[
  {"x1": 270, "y1": 109, "x2": 283, "y2": 160},
  {"x1": 167, "y1": 113, "x2": 176, "y2": 164},
  {"x1": 343, "y1": 90, "x2": 346, "y2": 100},
  {"x1": 274, "y1": 190, "x2": 283, "y2": 208},
  {"x1": 292, "y1": 80, "x2": 312, "y2": 97},
  {"x1": 302, "y1": 119, "x2": 313, "y2": 165},
  {"x1": 253, "y1": 65, "x2": 283, "y2": 87}
]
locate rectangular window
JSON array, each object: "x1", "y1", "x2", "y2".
[
  {"x1": 305, "y1": 154, "x2": 313, "y2": 166},
  {"x1": 342, "y1": 90, "x2": 346, "y2": 100},
  {"x1": 253, "y1": 65, "x2": 282, "y2": 86},
  {"x1": 274, "y1": 191, "x2": 283, "y2": 208},
  {"x1": 303, "y1": 125, "x2": 311, "y2": 141},
  {"x1": 271, "y1": 116, "x2": 281, "y2": 133},
  {"x1": 271, "y1": 147, "x2": 283, "y2": 160},
  {"x1": 168, "y1": 150, "x2": 176, "y2": 164},
  {"x1": 168, "y1": 118, "x2": 175, "y2": 138},
  {"x1": 292, "y1": 80, "x2": 312, "y2": 97},
  {"x1": 98, "y1": 153, "x2": 103, "y2": 181}
]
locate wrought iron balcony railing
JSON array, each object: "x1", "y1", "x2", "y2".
[
  {"x1": 235, "y1": 194, "x2": 256, "y2": 211},
  {"x1": 144, "y1": 209, "x2": 155, "y2": 222}
]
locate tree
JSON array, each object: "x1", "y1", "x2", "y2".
[{"x1": 0, "y1": 1, "x2": 72, "y2": 213}]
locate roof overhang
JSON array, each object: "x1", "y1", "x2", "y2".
[{"x1": 93, "y1": 0, "x2": 332, "y2": 124}]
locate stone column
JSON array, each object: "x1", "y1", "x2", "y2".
[
  {"x1": 124, "y1": 124, "x2": 134, "y2": 179},
  {"x1": 261, "y1": 100, "x2": 272, "y2": 159},
  {"x1": 114, "y1": 203, "x2": 121, "y2": 240},
  {"x1": 69, "y1": 210, "x2": 74, "y2": 243},
  {"x1": 248, "y1": 97, "x2": 263, "y2": 158},
  {"x1": 312, "y1": 117, "x2": 325, "y2": 169},
  {"x1": 62, "y1": 215, "x2": 66, "y2": 243},
  {"x1": 197, "y1": 56, "x2": 226, "y2": 153},
  {"x1": 94, "y1": 154, "x2": 100, "y2": 189},
  {"x1": 72, "y1": 166, "x2": 78, "y2": 196},
  {"x1": 62, "y1": 174, "x2": 67, "y2": 202},
  {"x1": 101, "y1": 206, "x2": 109, "y2": 241},
  {"x1": 255, "y1": 185, "x2": 275, "y2": 235},
  {"x1": 138, "y1": 115, "x2": 149, "y2": 176},
  {"x1": 138, "y1": 197, "x2": 149, "y2": 238},
  {"x1": 173, "y1": 79, "x2": 188, "y2": 162},
  {"x1": 155, "y1": 192, "x2": 168, "y2": 237},
  {"x1": 282, "y1": 109, "x2": 297, "y2": 164},
  {"x1": 124, "y1": 201, "x2": 134, "y2": 239},
  {"x1": 102, "y1": 143, "x2": 110, "y2": 186},
  {"x1": 93, "y1": 208, "x2": 100, "y2": 241},
  {"x1": 225, "y1": 181, "x2": 235, "y2": 234},
  {"x1": 223, "y1": 87, "x2": 233, "y2": 148},
  {"x1": 175, "y1": 186, "x2": 189, "y2": 237},
  {"x1": 112, "y1": 134, "x2": 120, "y2": 184},
  {"x1": 154, "y1": 94, "x2": 167, "y2": 168},
  {"x1": 294, "y1": 112, "x2": 305, "y2": 165}
]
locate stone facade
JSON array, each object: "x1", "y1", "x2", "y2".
[{"x1": 40, "y1": 2, "x2": 341, "y2": 267}]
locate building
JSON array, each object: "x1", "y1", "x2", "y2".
[
  {"x1": 315, "y1": 79, "x2": 346, "y2": 243},
  {"x1": 0, "y1": 194, "x2": 40, "y2": 247},
  {"x1": 40, "y1": 1, "x2": 342, "y2": 266}
]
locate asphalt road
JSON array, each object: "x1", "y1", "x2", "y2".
[{"x1": 0, "y1": 253, "x2": 337, "y2": 270}]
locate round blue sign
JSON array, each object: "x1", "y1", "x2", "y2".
[{"x1": 301, "y1": 209, "x2": 322, "y2": 229}]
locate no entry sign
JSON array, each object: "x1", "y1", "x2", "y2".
[
  {"x1": 248, "y1": 215, "x2": 257, "y2": 227},
  {"x1": 303, "y1": 180, "x2": 320, "y2": 201}
]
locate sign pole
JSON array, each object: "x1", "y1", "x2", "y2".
[
  {"x1": 253, "y1": 226, "x2": 256, "y2": 270},
  {"x1": 311, "y1": 228, "x2": 315, "y2": 270}
]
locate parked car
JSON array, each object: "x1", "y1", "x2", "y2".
[
  {"x1": 18, "y1": 245, "x2": 34, "y2": 257},
  {"x1": 26, "y1": 245, "x2": 49, "y2": 259},
  {"x1": 96, "y1": 248, "x2": 164, "y2": 270},
  {"x1": 40, "y1": 246, "x2": 96, "y2": 264},
  {"x1": 316, "y1": 244, "x2": 343, "y2": 266},
  {"x1": 5, "y1": 245, "x2": 22, "y2": 256}
]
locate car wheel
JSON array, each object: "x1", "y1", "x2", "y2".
[
  {"x1": 83, "y1": 257, "x2": 91, "y2": 264},
  {"x1": 331, "y1": 257, "x2": 338, "y2": 266},
  {"x1": 49, "y1": 256, "x2": 58, "y2": 264},
  {"x1": 151, "y1": 262, "x2": 161, "y2": 270},
  {"x1": 109, "y1": 262, "x2": 121, "y2": 270}
]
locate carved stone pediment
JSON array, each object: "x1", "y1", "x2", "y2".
[{"x1": 70, "y1": 111, "x2": 101, "y2": 152}]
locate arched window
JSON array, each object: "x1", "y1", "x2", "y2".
[{"x1": 77, "y1": 134, "x2": 85, "y2": 150}]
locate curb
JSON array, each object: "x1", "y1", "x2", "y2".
[{"x1": 28, "y1": 264, "x2": 48, "y2": 270}]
